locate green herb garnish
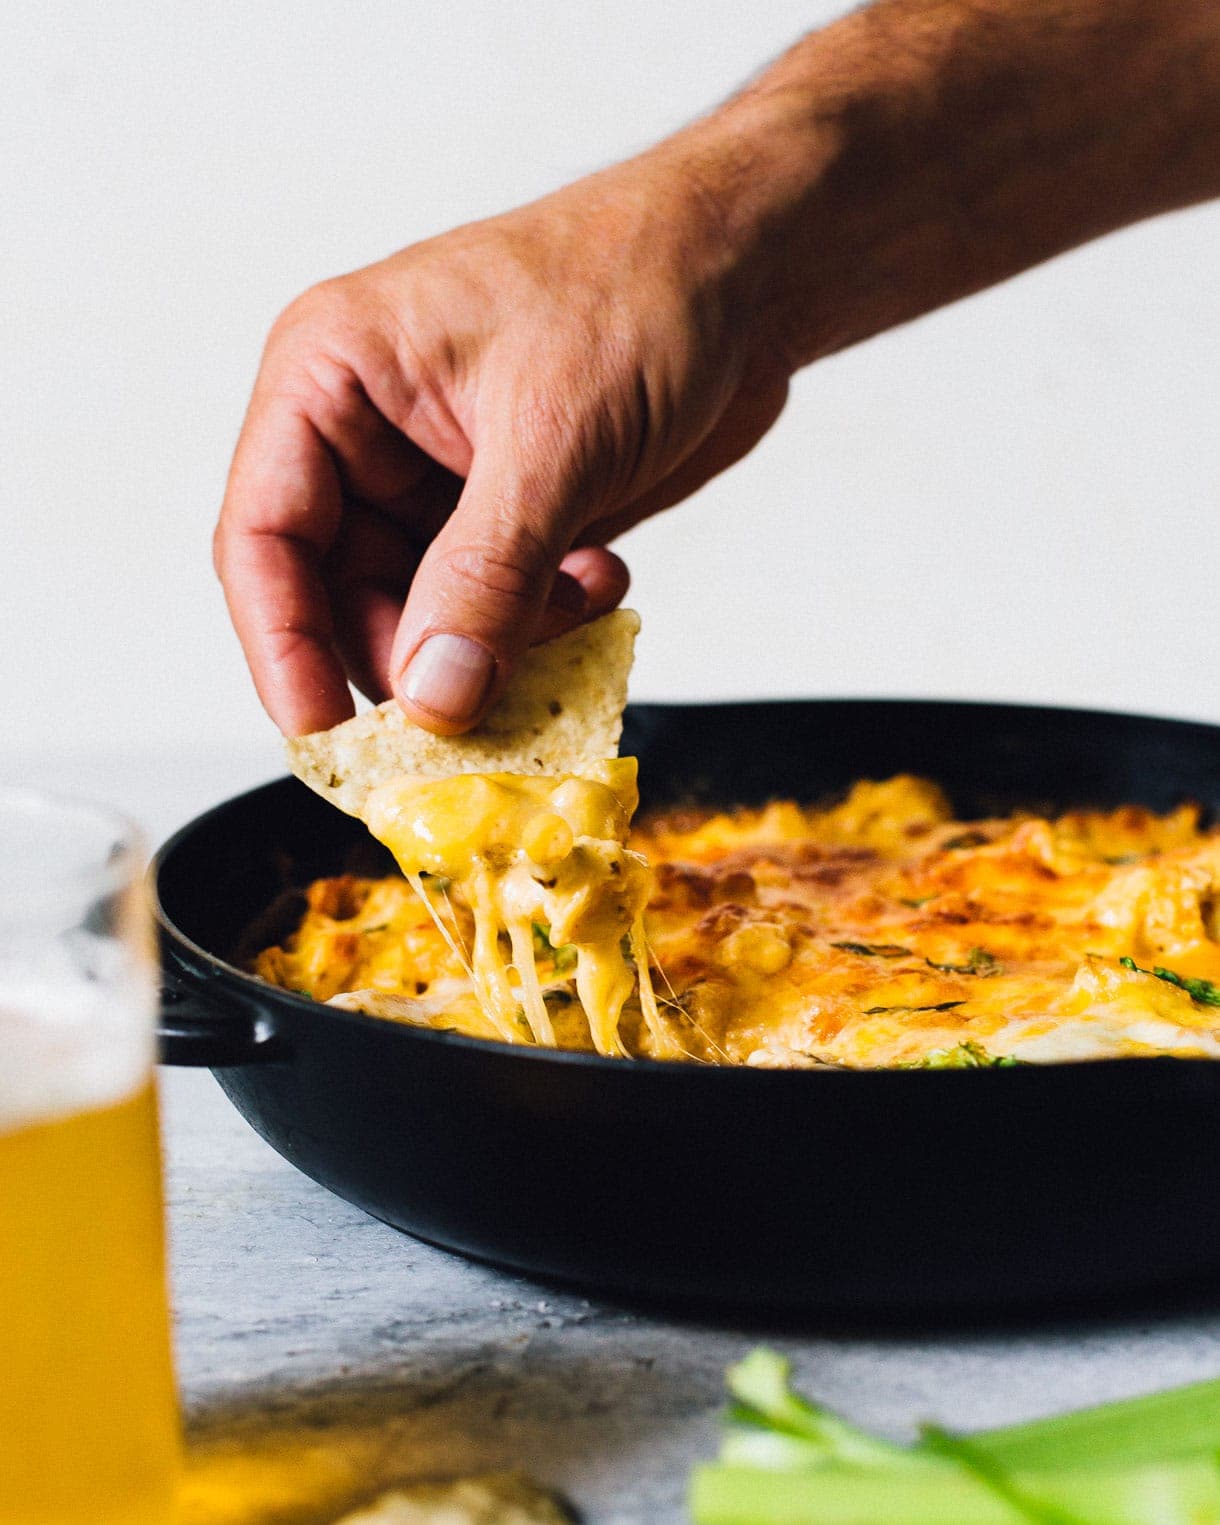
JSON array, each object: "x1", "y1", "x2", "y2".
[
  {"x1": 532, "y1": 921, "x2": 578, "y2": 974},
  {"x1": 899, "y1": 1040, "x2": 1020, "y2": 1068},
  {"x1": 832, "y1": 941, "x2": 912, "y2": 958},
  {"x1": 863, "y1": 1000, "x2": 966, "y2": 1016},
  {"x1": 1120, "y1": 956, "x2": 1220, "y2": 1007},
  {"x1": 927, "y1": 947, "x2": 1003, "y2": 977}
]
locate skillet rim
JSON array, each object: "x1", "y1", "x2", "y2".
[{"x1": 154, "y1": 694, "x2": 1220, "y2": 1077}]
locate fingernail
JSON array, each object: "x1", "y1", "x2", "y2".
[{"x1": 400, "y1": 634, "x2": 495, "y2": 723}]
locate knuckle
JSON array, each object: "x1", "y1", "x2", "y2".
[
  {"x1": 265, "y1": 620, "x2": 330, "y2": 663},
  {"x1": 266, "y1": 277, "x2": 356, "y2": 354},
  {"x1": 436, "y1": 523, "x2": 553, "y2": 612},
  {"x1": 266, "y1": 292, "x2": 317, "y2": 352}
]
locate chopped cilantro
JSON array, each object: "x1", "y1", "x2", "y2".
[
  {"x1": 832, "y1": 941, "x2": 912, "y2": 958},
  {"x1": 899, "y1": 1040, "x2": 1020, "y2": 1068},
  {"x1": 927, "y1": 947, "x2": 1002, "y2": 977},
  {"x1": 1119, "y1": 956, "x2": 1220, "y2": 1007},
  {"x1": 532, "y1": 921, "x2": 578, "y2": 974},
  {"x1": 863, "y1": 1000, "x2": 966, "y2": 1015}
]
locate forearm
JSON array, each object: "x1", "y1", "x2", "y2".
[{"x1": 665, "y1": 0, "x2": 1220, "y2": 370}]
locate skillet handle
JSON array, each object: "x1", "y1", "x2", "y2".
[{"x1": 157, "y1": 974, "x2": 283, "y2": 1067}]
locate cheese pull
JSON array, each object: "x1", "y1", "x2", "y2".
[
  {"x1": 360, "y1": 760, "x2": 673, "y2": 1057},
  {"x1": 363, "y1": 759, "x2": 638, "y2": 875}
]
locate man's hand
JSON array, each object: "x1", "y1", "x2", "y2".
[
  {"x1": 214, "y1": 154, "x2": 789, "y2": 736},
  {"x1": 216, "y1": 0, "x2": 1220, "y2": 738}
]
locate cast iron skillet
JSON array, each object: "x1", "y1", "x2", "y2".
[{"x1": 156, "y1": 700, "x2": 1220, "y2": 1313}]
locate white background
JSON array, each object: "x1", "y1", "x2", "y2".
[{"x1": 4, "y1": 1, "x2": 1218, "y2": 800}]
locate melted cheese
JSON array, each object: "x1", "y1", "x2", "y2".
[
  {"x1": 356, "y1": 759, "x2": 670, "y2": 1057},
  {"x1": 254, "y1": 775, "x2": 1220, "y2": 1068}
]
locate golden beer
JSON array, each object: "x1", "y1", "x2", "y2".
[
  {"x1": 0, "y1": 1082, "x2": 179, "y2": 1524},
  {"x1": 0, "y1": 790, "x2": 180, "y2": 1524}
]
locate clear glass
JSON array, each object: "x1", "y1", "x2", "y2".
[{"x1": 0, "y1": 788, "x2": 181, "y2": 1524}]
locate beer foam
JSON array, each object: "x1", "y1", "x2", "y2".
[{"x1": 0, "y1": 968, "x2": 154, "y2": 1135}]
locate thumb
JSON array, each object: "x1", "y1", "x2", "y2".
[{"x1": 388, "y1": 450, "x2": 582, "y2": 734}]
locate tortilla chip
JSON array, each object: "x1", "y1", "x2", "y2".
[
  {"x1": 334, "y1": 1474, "x2": 572, "y2": 1523},
  {"x1": 287, "y1": 610, "x2": 640, "y2": 816}
]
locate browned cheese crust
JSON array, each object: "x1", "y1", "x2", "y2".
[{"x1": 254, "y1": 776, "x2": 1220, "y2": 1067}]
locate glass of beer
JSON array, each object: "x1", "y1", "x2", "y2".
[{"x1": 0, "y1": 788, "x2": 180, "y2": 1524}]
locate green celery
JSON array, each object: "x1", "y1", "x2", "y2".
[
  {"x1": 717, "y1": 1424, "x2": 920, "y2": 1473},
  {"x1": 697, "y1": 1351, "x2": 1220, "y2": 1524},
  {"x1": 921, "y1": 1425, "x2": 1088, "y2": 1524},
  {"x1": 690, "y1": 1460, "x2": 1020, "y2": 1524},
  {"x1": 689, "y1": 1458, "x2": 1220, "y2": 1525},
  {"x1": 725, "y1": 1350, "x2": 909, "y2": 1468},
  {"x1": 728, "y1": 1349, "x2": 1220, "y2": 1474},
  {"x1": 959, "y1": 1376, "x2": 1220, "y2": 1471}
]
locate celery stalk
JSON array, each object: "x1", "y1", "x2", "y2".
[
  {"x1": 725, "y1": 1349, "x2": 911, "y2": 1468},
  {"x1": 689, "y1": 1457, "x2": 1220, "y2": 1525},
  {"x1": 921, "y1": 1425, "x2": 1091, "y2": 1524},
  {"x1": 717, "y1": 1425, "x2": 904, "y2": 1472},
  {"x1": 697, "y1": 1351, "x2": 1220, "y2": 1525},
  {"x1": 959, "y1": 1378, "x2": 1220, "y2": 1471},
  {"x1": 690, "y1": 1459, "x2": 1022, "y2": 1524},
  {"x1": 726, "y1": 1350, "x2": 1220, "y2": 1473}
]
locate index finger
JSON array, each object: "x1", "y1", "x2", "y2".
[{"x1": 214, "y1": 395, "x2": 354, "y2": 736}]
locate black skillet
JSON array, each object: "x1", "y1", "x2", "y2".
[{"x1": 155, "y1": 699, "x2": 1220, "y2": 1313}]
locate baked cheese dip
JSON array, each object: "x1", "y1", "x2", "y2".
[
  {"x1": 262, "y1": 612, "x2": 1220, "y2": 1067},
  {"x1": 255, "y1": 773, "x2": 1220, "y2": 1068}
]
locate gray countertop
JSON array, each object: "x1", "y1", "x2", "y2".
[
  {"x1": 161, "y1": 1063, "x2": 1220, "y2": 1525},
  {"x1": 21, "y1": 749, "x2": 1220, "y2": 1524}
]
